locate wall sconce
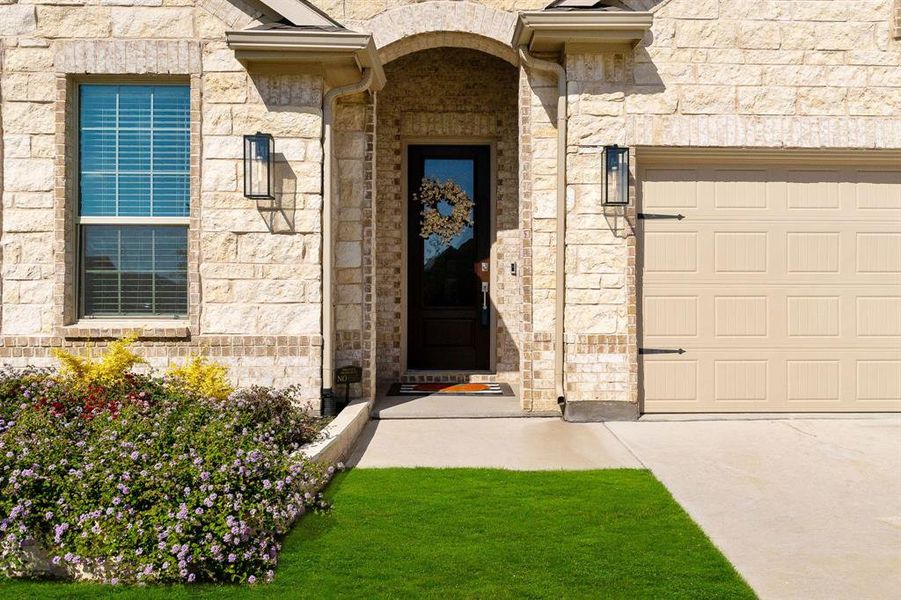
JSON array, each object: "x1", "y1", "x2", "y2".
[
  {"x1": 244, "y1": 132, "x2": 274, "y2": 200},
  {"x1": 603, "y1": 145, "x2": 630, "y2": 206}
]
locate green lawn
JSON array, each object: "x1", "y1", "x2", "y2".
[{"x1": 1, "y1": 469, "x2": 754, "y2": 599}]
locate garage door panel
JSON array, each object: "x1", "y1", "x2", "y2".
[
  {"x1": 644, "y1": 285, "x2": 900, "y2": 349},
  {"x1": 642, "y1": 350, "x2": 901, "y2": 412},
  {"x1": 640, "y1": 163, "x2": 901, "y2": 413},
  {"x1": 642, "y1": 222, "x2": 897, "y2": 286},
  {"x1": 855, "y1": 170, "x2": 901, "y2": 209},
  {"x1": 857, "y1": 232, "x2": 901, "y2": 273},
  {"x1": 639, "y1": 167, "x2": 900, "y2": 220}
]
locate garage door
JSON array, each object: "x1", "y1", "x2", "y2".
[{"x1": 639, "y1": 155, "x2": 901, "y2": 413}]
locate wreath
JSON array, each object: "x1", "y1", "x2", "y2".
[{"x1": 414, "y1": 177, "x2": 474, "y2": 244}]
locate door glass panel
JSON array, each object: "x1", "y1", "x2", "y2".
[{"x1": 419, "y1": 158, "x2": 476, "y2": 307}]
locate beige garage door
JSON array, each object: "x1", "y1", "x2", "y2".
[{"x1": 640, "y1": 154, "x2": 901, "y2": 413}]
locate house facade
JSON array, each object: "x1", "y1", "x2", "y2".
[{"x1": 0, "y1": 0, "x2": 899, "y2": 418}]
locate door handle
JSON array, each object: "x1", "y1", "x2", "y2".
[{"x1": 639, "y1": 348, "x2": 686, "y2": 355}]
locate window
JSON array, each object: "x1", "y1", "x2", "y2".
[{"x1": 78, "y1": 84, "x2": 190, "y2": 317}]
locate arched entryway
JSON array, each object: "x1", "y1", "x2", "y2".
[{"x1": 373, "y1": 46, "x2": 522, "y2": 390}]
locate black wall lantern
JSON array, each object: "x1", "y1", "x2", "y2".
[
  {"x1": 244, "y1": 132, "x2": 274, "y2": 200},
  {"x1": 603, "y1": 145, "x2": 630, "y2": 206}
]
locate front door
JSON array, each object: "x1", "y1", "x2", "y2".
[{"x1": 407, "y1": 145, "x2": 491, "y2": 370}]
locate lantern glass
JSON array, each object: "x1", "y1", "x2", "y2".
[
  {"x1": 603, "y1": 145, "x2": 629, "y2": 205},
  {"x1": 244, "y1": 133, "x2": 274, "y2": 199}
]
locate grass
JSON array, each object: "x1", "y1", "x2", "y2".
[{"x1": 1, "y1": 469, "x2": 754, "y2": 599}]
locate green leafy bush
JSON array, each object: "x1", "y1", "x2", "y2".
[{"x1": 0, "y1": 368, "x2": 330, "y2": 585}]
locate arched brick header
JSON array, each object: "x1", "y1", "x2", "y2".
[{"x1": 360, "y1": 1, "x2": 518, "y2": 65}]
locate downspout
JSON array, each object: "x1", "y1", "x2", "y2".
[
  {"x1": 518, "y1": 46, "x2": 568, "y2": 412},
  {"x1": 321, "y1": 68, "x2": 375, "y2": 414}
]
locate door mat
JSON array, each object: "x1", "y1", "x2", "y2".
[{"x1": 386, "y1": 382, "x2": 515, "y2": 397}]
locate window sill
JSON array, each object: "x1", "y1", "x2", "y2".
[{"x1": 58, "y1": 320, "x2": 191, "y2": 340}]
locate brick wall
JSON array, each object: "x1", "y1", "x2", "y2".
[{"x1": 374, "y1": 48, "x2": 522, "y2": 389}]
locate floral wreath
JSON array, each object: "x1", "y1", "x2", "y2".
[{"x1": 415, "y1": 177, "x2": 474, "y2": 244}]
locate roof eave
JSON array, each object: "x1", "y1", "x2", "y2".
[
  {"x1": 226, "y1": 29, "x2": 386, "y2": 90},
  {"x1": 513, "y1": 10, "x2": 654, "y2": 52}
]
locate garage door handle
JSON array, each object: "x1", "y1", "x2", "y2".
[
  {"x1": 638, "y1": 213, "x2": 685, "y2": 220},
  {"x1": 639, "y1": 348, "x2": 686, "y2": 355}
]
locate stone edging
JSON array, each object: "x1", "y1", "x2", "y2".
[{"x1": 301, "y1": 399, "x2": 372, "y2": 465}]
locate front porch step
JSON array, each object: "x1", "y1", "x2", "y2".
[{"x1": 373, "y1": 394, "x2": 560, "y2": 420}]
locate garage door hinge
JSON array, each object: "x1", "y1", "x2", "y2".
[
  {"x1": 638, "y1": 213, "x2": 685, "y2": 221},
  {"x1": 637, "y1": 213, "x2": 685, "y2": 220},
  {"x1": 639, "y1": 348, "x2": 686, "y2": 355}
]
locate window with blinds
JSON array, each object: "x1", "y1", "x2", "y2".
[{"x1": 78, "y1": 84, "x2": 190, "y2": 318}]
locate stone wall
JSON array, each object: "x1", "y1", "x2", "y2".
[
  {"x1": 374, "y1": 48, "x2": 522, "y2": 388},
  {"x1": 334, "y1": 91, "x2": 374, "y2": 400},
  {"x1": 627, "y1": 0, "x2": 901, "y2": 148},
  {"x1": 558, "y1": 0, "x2": 900, "y2": 411},
  {"x1": 0, "y1": 1, "x2": 325, "y2": 401}
]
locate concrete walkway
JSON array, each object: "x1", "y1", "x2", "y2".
[
  {"x1": 609, "y1": 418, "x2": 901, "y2": 600},
  {"x1": 348, "y1": 414, "x2": 901, "y2": 599},
  {"x1": 347, "y1": 418, "x2": 641, "y2": 470}
]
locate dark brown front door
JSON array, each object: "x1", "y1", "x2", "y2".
[{"x1": 407, "y1": 145, "x2": 491, "y2": 370}]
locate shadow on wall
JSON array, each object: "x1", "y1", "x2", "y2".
[{"x1": 256, "y1": 152, "x2": 297, "y2": 234}]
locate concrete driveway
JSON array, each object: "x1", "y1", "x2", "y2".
[{"x1": 608, "y1": 418, "x2": 901, "y2": 600}]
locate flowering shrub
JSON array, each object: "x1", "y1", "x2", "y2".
[
  {"x1": 0, "y1": 367, "x2": 330, "y2": 585},
  {"x1": 167, "y1": 357, "x2": 234, "y2": 402},
  {"x1": 51, "y1": 336, "x2": 145, "y2": 389}
]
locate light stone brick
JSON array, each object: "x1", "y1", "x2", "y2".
[
  {"x1": 796, "y1": 87, "x2": 847, "y2": 116},
  {"x1": 7, "y1": 192, "x2": 54, "y2": 209},
  {"x1": 201, "y1": 161, "x2": 238, "y2": 192},
  {"x1": 738, "y1": 86, "x2": 796, "y2": 115},
  {"x1": 675, "y1": 21, "x2": 736, "y2": 48},
  {"x1": 256, "y1": 304, "x2": 319, "y2": 335},
  {"x1": 259, "y1": 280, "x2": 308, "y2": 304},
  {"x1": 3, "y1": 208, "x2": 54, "y2": 233},
  {"x1": 738, "y1": 21, "x2": 781, "y2": 49},
  {"x1": 18, "y1": 280, "x2": 52, "y2": 304},
  {"x1": 237, "y1": 233, "x2": 308, "y2": 263},
  {"x1": 792, "y1": 1, "x2": 849, "y2": 22},
  {"x1": 781, "y1": 22, "x2": 818, "y2": 50},
  {"x1": 2, "y1": 48, "x2": 53, "y2": 72},
  {"x1": 0, "y1": 5, "x2": 36, "y2": 36},
  {"x1": 202, "y1": 280, "x2": 233, "y2": 303},
  {"x1": 111, "y1": 8, "x2": 193, "y2": 38},
  {"x1": 680, "y1": 85, "x2": 736, "y2": 114},
  {"x1": 3, "y1": 304, "x2": 44, "y2": 335},
  {"x1": 201, "y1": 136, "x2": 244, "y2": 160},
  {"x1": 815, "y1": 23, "x2": 875, "y2": 51},
  {"x1": 335, "y1": 241, "x2": 362, "y2": 268},
  {"x1": 3, "y1": 135, "x2": 31, "y2": 159},
  {"x1": 200, "y1": 304, "x2": 257, "y2": 334},
  {"x1": 204, "y1": 73, "x2": 247, "y2": 104},
  {"x1": 847, "y1": 88, "x2": 900, "y2": 116},
  {"x1": 3, "y1": 158, "x2": 54, "y2": 192},
  {"x1": 203, "y1": 47, "x2": 244, "y2": 72},
  {"x1": 202, "y1": 105, "x2": 232, "y2": 135},
  {"x1": 36, "y1": 7, "x2": 110, "y2": 38},
  {"x1": 200, "y1": 231, "x2": 238, "y2": 262},
  {"x1": 231, "y1": 106, "x2": 322, "y2": 138},
  {"x1": 565, "y1": 305, "x2": 618, "y2": 334},
  {"x1": 659, "y1": 0, "x2": 718, "y2": 19}
]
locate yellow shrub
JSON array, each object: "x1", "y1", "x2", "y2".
[
  {"x1": 51, "y1": 336, "x2": 145, "y2": 388},
  {"x1": 167, "y1": 356, "x2": 233, "y2": 401}
]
